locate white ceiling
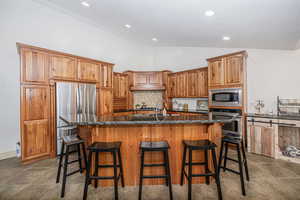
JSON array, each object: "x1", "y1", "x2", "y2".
[{"x1": 40, "y1": 0, "x2": 300, "y2": 50}]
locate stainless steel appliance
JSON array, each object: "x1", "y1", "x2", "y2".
[
  {"x1": 209, "y1": 88, "x2": 242, "y2": 107},
  {"x1": 56, "y1": 82, "x2": 96, "y2": 155},
  {"x1": 211, "y1": 108, "x2": 242, "y2": 138}
]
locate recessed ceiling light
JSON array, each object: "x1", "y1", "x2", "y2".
[
  {"x1": 124, "y1": 24, "x2": 131, "y2": 29},
  {"x1": 152, "y1": 38, "x2": 158, "y2": 42},
  {"x1": 205, "y1": 10, "x2": 215, "y2": 17},
  {"x1": 223, "y1": 36, "x2": 231, "y2": 41},
  {"x1": 81, "y1": 1, "x2": 90, "y2": 7}
]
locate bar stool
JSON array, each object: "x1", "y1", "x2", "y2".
[
  {"x1": 138, "y1": 141, "x2": 173, "y2": 200},
  {"x1": 218, "y1": 136, "x2": 249, "y2": 196},
  {"x1": 56, "y1": 135, "x2": 87, "y2": 198},
  {"x1": 83, "y1": 141, "x2": 125, "y2": 200},
  {"x1": 180, "y1": 139, "x2": 222, "y2": 200}
]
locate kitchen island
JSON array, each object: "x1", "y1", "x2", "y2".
[{"x1": 61, "y1": 113, "x2": 233, "y2": 186}]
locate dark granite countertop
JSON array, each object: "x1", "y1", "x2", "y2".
[
  {"x1": 247, "y1": 113, "x2": 300, "y2": 121},
  {"x1": 113, "y1": 109, "x2": 208, "y2": 114},
  {"x1": 60, "y1": 113, "x2": 233, "y2": 126}
]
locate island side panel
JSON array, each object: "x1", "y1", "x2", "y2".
[{"x1": 87, "y1": 123, "x2": 221, "y2": 186}]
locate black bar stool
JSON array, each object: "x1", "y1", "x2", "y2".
[
  {"x1": 180, "y1": 139, "x2": 222, "y2": 200},
  {"x1": 56, "y1": 135, "x2": 87, "y2": 198},
  {"x1": 138, "y1": 141, "x2": 173, "y2": 200},
  {"x1": 83, "y1": 141, "x2": 125, "y2": 200},
  {"x1": 218, "y1": 136, "x2": 249, "y2": 196}
]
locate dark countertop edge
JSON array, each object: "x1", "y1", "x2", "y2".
[
  {"x1": 247, "y1": 113, "x2": 300, "y2": 121},
  {"x1": 113, "y1": 109, "x2": 208, "y2": 114}
]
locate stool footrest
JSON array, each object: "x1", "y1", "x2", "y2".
[
  {"x1": 98, "y1": 164, "x2": 120, "y2": 168},
  {"x1": 220, "y1": 166, "x2": 240, "y2": 175},
  {"x1": 67, "y1": 159, "x2": 80, "y2": 164},
  {"x1": 184, "y1": 162, "x2": 206, "y2": 166},
  {"x1": 183, "y1": 170, "x2": 215, "y2": 178},
  {"x1": 89, "y1": 174, "x2": 121, "y2": 180},
  {"x1": 67, "y1": 169, "x2": 81, "y2": 176},
  {"x1": 143, "y1": 163, "x2": 166, "y2": 167},
  {"x1": 142, "y1": 175, "x2": 168, "y2": 179}
]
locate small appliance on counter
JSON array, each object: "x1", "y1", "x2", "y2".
[{"x1": 196, "y1": 99, "x2": 208, "y2": 112}]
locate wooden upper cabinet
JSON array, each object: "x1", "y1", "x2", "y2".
[
  {"x1": 21, "y1": 49, "x2": 49, "y2": 84},
  {"x1": 167, "y1": 74, "x2": 176, "y2": 97},
  {"x1": 100, "y1": 64, "x2": 113, "y2": 88},
  {"x1": 207, "y1": 51, "x2": 247, "y2": 88},
  {"x1": 21, "y1": 85, "x2": 50, "y2": 161},
  {"x1": 50, "y1": 55, "x2": 77, "y2": 80},
  {"x1": 196, "y1": 68, "x2": 208, "y2": 97},
  {"x1": 176, "y1": 72, "x2": 187, "y2": 97},
  {"x1": 113, "y1": 73, "x2": 128, "y2": 98},
  {"x1": 131, "y1": 71, "x2": 164, "y2": 90},
  {"x1": 187, "y1": 71, "x2": 197, "y2": 97},
  {"x1": 208, "y1": 59, "x2": 224, "y2": 87},
  {"x1": 78, "y1": 60, "x2": 99, "y2": 82},
  {"x1": 224, "y1": 55, "x2": 244, "y2": 85}
]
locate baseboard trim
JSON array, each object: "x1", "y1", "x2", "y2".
[{"x1": 0, "y1": 151, "x2": 16, "y2": 160}]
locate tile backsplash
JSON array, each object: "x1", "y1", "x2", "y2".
[
  {"x1": 172, "y1": 98, "x2": 208, "y2": 111},
  {"x1": 133, "y1": 91, "x2": 163, "y2": 108}
]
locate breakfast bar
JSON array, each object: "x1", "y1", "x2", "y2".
[{"x1": 61, "y1": 113, "x2": 233, "y2": 187}]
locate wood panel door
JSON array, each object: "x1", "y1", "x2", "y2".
[
  {"x1": 21, "y1": 49, "x2": 49, "y2": 84},
  {"x1": 50, "y1": 55, "x2": 77, "y2": 80},
  {"x1": 133, "y1": 72, "x2": 148, "y2": 88},
  {"x1": 224, "y1": 55, "x2": 244, "y2": 86},
  {"x1": 119, "y1": 75, "x2": 128, "y2": 98},
  {"x1": 148, "y1": 72, "x2": 163, "y2": 88},
  {"x1": 78, "y1": 60, "x2": 99, "y2": 82},
  {"x1": 176, "y1": 72, "x2": 187, "y2": 97},
  {"x1": 208, "y1": 59, "x2": 224, "y2": 87},
  {"x1": 100, "y1": 64, "x2": 113, "y2": 88},
  {"x1": 187, "y1": 71, "x2": 197, "y2": 97},
  {"x1": 21, "y1": 85, "x2": 50, "y2": 162},
  {"x1": 168, "y1": 74, "x2": 176, "y2": 98},
  {"x1": 196, "y1": 68, "x2": 208, "y2": 97},
  {"x1": 99, "y1": 88, "x2": 113, "y2": 115}
]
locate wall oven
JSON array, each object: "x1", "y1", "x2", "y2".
[{"x1": 209, "y1": 88, "x2": 242, "y2": 107}]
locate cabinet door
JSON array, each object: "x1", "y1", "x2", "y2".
[
  {"x1": 50, "y1": 55, "x2": 77, "y2": 80},
  {"x1": 134, "y1": 73, "x2": 148, "y2": 87},
  {"x1": 99, "y1": 88, "x2": 113, "y2": 115},
  {"x1": 21, "y1": 49, "x2": 49, "y2": 84},
  {"x1": 113, "y1": 73, "x2": 120, "y2": 98},
  {"x1": 196, "y1": 68, "x2": 208, "y2": 97},
  {"x1": 167, "y1": 74, "x2": 176, "y2": 97},
  {"x1": 119, "y1": 75, "x2": 128, "y2": 98},
  {"x1": 208, "y1": 59, "x2": 224, "y2": 87},
  {"x1": 248, "y1": 121, "x2": 275, "y2": 157},
  {"x1": 224, "y1": 55, "x2": 244, "y2": 85},
  {"x1": 21, "y1": 85, "x2": 50, "y2": 161},
  {"x1": 148, "y1": 72, "x2": 163, "y2": 87},
  {"x1": 187, "y1": 71, "x2": 197, "y2": 97},
  {"x1": 176, "y1": 72, "x2": 187, "y2": 97},
  {"x1": 78, "y1": 60, "x2": 99, "y2": 82},
  {"x1": 100, "y1": 64, "x2": 113, "y2": 88}
]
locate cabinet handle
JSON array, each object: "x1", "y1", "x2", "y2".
[{"x1": 248, "y1": 120, "x2": 296, "y2": 127}]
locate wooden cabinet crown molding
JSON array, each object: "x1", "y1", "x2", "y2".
[{"x1": 206, "y1": 50, "x2": 247, "y2": 62}]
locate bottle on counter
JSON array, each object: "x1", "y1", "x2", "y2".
[{"x1": 162, "y1": 103, "x2": 167, "y2": 116}]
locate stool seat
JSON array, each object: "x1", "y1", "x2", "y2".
[
  {"x1": 88, "y1": 141, "x2": 121, "y2": 151},
  {"x1": 183, "y1": 139, "x2": 216, "y2": 150},
  {"x1": 222, "y1": 136, "x2": 241, "y2": 144},
  {"x1": 140, "y1": 141, "x2": 169, "y2": 150},
  {"x1": 62, "y1": 135, "x2": 84, "y2": 145}
]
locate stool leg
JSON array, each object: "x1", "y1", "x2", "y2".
[
  {"x1": 188, "y1": 149, "x2": 192, "y2": 200},
  {"x1": 77, "y1": 144, "x2": 83, "y2": 173},
  {"x1": 94, "y1": 152, "x2": 99, "y2": 188},
  {"x1": 204, "y1": 149, "x2": 210, "y2": 185},
  {"x1": 165, "y1": 150, "x2": 173, "y2": 200},
  {"x1": 180, "y1": 145, "x2": 187, "y2": 185},
  {"x1": 83, "y1": 151, "x2": 92, "y2": 200},
  {"x1": 56, "y1": 142, "x2": 65, "y2": 183},
  {"x1": 113, "y1": 151, "x2": 119, "y2": 200},
  {"x1": 164, "y1": 149, "x2": 169, "y2": 186},
  {"x1": 212, "y1": 148, "x2": 223, "y2": 200},
  {"x1": 217, "y1": 140, "x2": 224, "y2": 176},
  {"x1": 117, "y1": 149, "x2": 125, "y2": 187},
  {"x1": 241, "y1": 142, "x2": 250, "y2": 181},
  {"x1": 81, "y1": 142, "x2": 88, "y2": 169},
  {"x1": 138, "y1": 151, "x2": 145, "y2": 200},
  {"x1": 237, "y1": 144, "x2": 246, "y2": 196},
  {"x1": 223, "y1": 143, "x2": 229, "y2": 172},
  {"x1": 61, "y1": 145, "x2": 69, "y2": 198}
]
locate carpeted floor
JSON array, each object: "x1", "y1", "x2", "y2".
[{"x1": 0, "y1": 151, "x2": 300, "y2": 200}]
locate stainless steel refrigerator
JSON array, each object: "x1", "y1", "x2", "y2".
[{"x1": 56, "y1": 82, "x2": 96, "y2": 155}]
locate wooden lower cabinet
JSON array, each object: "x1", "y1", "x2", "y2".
[
  {"x1": 21, "y1": 85, "x2": 51, "y2": 162},
  {"x1": 247, "y1": 117, "x2": 276, "y2": 157}
]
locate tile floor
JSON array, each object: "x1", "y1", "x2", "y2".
[{"x1": 0, "y1": 152, "x2": 300, "y2": 200}]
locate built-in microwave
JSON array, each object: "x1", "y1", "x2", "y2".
[{"x1": 209, "y1": 88, "x2": 242, "y2": 107}]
